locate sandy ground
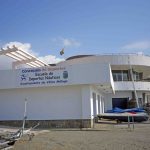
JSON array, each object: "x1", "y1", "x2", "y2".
[{"x1": 1, "y1": 120, "x2": 150, "y2": 150}]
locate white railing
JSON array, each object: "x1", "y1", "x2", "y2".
[
  {"x1": 114, "y1": 81, "x2": 150, "y2": 91},
  {"x1": 96, "y1": 53, "x2": 148, "y2": 56}
]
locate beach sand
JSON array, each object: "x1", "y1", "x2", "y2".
[{"x1": 10, "y1": 120, "x2": 150, "y2": 150}]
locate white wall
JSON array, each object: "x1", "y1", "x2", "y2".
[
  {"x1": 69, "y1": 63, "x2": 110, "y2": 85},
  {"x1": 0, "y1": 85, "x2": 83, "y2": 120},
  {"x1": 104, "y1": 92, "x2": 132, "y2": 110},
  {"x1": 81, "y1": 86, "x2": 92, "y2": 119},
  {"x1": 114, "y1": 82, "x2": 150, "y2": 91},
  {"x1": 0, "y1": 55, "x2": 13, "y2": 70},
  {"x1": 90, "y1": 86, "x2": 104, "y2": 117},
  {"x1": 0, "y1": 70, "x2": 16, "y2": 89},
  {"x1": 109, "y1": 64, "x2": 115, "y2": 93},
  {"x1": 0, "y1": 62, "x2": 111, "y2": 90},
  {"x1": 61, "y1": 55, "x2": 150, "y2": 67},
  {"x1": 104, "y1": 91, "x2": 144, "y2": 111}
]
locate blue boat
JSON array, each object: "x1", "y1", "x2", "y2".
[
  {"x1": 106, "y1": 107, "x2": 145, "y2": 113},
  {"x1": 98, "y1": 107, "x2": 149, "y2": 122}
]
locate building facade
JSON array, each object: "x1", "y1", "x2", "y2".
[{"x1": 0, "y1": 54, "x2": 150, "y2": 128}]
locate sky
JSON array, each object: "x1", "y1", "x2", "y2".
[{"x1": 0, "y1": 0, "x2": 150, "y2": 68}]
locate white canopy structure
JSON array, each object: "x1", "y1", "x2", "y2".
[{"x1": 0, "y1": 45, "x2": 48, "y2": 69}]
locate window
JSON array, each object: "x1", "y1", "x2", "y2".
[
  {"x1": 133, "y1": 71, "x2": 142, "y2": 81},
  {"x1": 112, "y1": 70, "x2": 122, "y2": 81},
  {"x1": 112, "y1": 70, "x2": 129, "y2": 81},
  {"x1": 112, "y1": 70, "x2": 143, "y2": 81},
  {"x1": 122, "y1": 71, "x2": 128, "y2": 81}
]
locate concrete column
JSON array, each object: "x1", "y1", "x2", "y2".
[
  {"x1": 81, "y1": 86, "x2": 93, "y2": 119},
  {"x1": 100, "y1": 96, "x2": 102, "y2": 114},
  {"x1": 92, "y1": 92, "x2": 97, "y2": 117},
  {"x1": 81, "y1": 86, "x2": 94, "y2": 128},
  {"x1": 98, "y1": 95, "x2": 100, "y2": 114},
  {"x1": 102, "y1": 97, "x2": 105, "y2": 113},
  {"x1": 96, "y1": 95, "x2": 99, "y2": 115}
]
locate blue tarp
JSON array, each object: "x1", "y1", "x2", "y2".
[{"x1": 106, "y1": 107, "x2": 145, "y2": 113}]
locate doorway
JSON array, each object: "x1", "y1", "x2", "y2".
[{"x1": 112, "y1": 98, "x2": 128, "y2": 109}]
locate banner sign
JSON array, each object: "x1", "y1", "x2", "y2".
[{"x1": 18, "y1": 67, "x2": 69, "y2": 87}]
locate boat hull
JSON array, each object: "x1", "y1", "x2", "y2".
[{"x1": 98, "y1": 112, "x2": 149, "y2": 122}]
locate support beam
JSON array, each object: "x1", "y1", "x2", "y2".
[{"x1": 0, "y1": 47, "x2": 18, "y2": 55}]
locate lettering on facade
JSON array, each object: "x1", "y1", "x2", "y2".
[{"x1": 19, "y1": 67, "x2": 68, "y2": 86}]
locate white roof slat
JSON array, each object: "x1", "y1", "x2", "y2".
[
  {"x1": 15, "y1": 51, "x2": 32, "y2": 59},
  {"x1": 0, "y1": 47, "x2": 18, "y2": 55},
  {"x1": 26, "y1": 63, "x2": 37, "y2": 68},
  {"x1": 34, "y1": 60, "x2": 46, "y2": 66},
  {"x1": 11, "y1": 52, "x2": 27, "y2": 60},
  {"x1": 0, "y1": 45, "x2": 49, "y2": 69},
  {"x1": 6, "y1": 53, "x2": 22, "y2": 61},
  {"x1": 28, "y1": 62, "x2": 42, "y2": 67}
]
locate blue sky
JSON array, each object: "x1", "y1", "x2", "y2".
[{"x1": 0, "y1": 0, "x2": 150, "y2": 63}]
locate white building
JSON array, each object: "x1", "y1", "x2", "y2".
[{"x1": 0, "y1": 53, "x2": 150, "y2": 128}]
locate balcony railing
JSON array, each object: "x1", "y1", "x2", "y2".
[
  {"x1": 113, "y1": 78, "x2": 150, "y2": 82},
  {"x1": 114, "y1": 81, "x2": 150, "y2": 91}
]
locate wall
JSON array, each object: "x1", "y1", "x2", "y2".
[
  {"x1": 81, "y1": 86, "x2": 92, "y2": 119},
  {"x1": 104, "y1": 91, "x2": 144, "y2": 110},
  {"x1": 104, "y1": 91, "x2": 132, "y2": 110},
  {"x1": 61, "y1": 55, "x2": 150, "y2": 67},
  {"x1": 114, "y1": 82, "x2": 150, "y2": 91},
  {"x1": 0, "y1": 85, "x2": 82, "y2": 120},
  {"x1": 90, "y1": 86, "x2": 104, "y2": 117},
  {"x1": 0, "y1": 62, "x2": 111, "y2": 90}
]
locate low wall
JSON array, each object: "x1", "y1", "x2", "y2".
[{"x1": 0, "y1": 119, "x2": 92, "y2": 128}]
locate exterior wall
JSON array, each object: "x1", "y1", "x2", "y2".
[
  {"x1": 81, "y1": 86, "x2": 92, "y2": 119},
  {"x1": 0, "y1": 85, "x2": 82, "y2": 120},
  {"x1": 109, "y1": 64, "x2": 115, "y2": 93},
  {"x1": 114, "y1": 82, "x2": 150, "y2": 91},
  {"x1": 0, "y1": 120, "x2": 91, "y2": 128},
  {"x1": 104, "y1": 91, "x2": 144, "y2": 111},
  {"x1": 60, "y1": 55, "x2": 150, "y2": 67},
  {"x1": 0, "y1": 62, "x2": 112, "y2": 90},
  {"x1": 0, "y1": 61, "x2": 109, "y2": 128},
  {"x1": 1, "y1": 54, "x2": 150, "y2": 127},
  {"x1": 90, "y1": 86, "x2": 104, "y2": 117},
  {"x1": 0, "y1": 55, "x2": 13, "y2": 70},
  {"x1": 0, "y1": 84, "x2": 104, "y2": 128},
  {"x1": 104, "y1": 91, "x2": 132, "y2": 110}
]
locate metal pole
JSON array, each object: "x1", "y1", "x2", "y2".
[
  {"x1": 92, "y1": 115, "x2": 95, "y2": 129},
  {"x1": 128, "y1": 115, "x2": 131, "y2": 130},
  {"x1": 132, "y1": 116, "x2": 134, "y2": 130},
  {"x1": 128, "y1": 55, "x2": 140, "y2": 108},
  {"x1": 22, "y1": 98, "x2": 27, "y2": 132}
]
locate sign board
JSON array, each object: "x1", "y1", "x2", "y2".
[
  {"x1": 0, "y1": 62, "x2": 112, "y2": 90},
  {"x1": 18, "y1": 67, "x2": 69, "y2": 87}
]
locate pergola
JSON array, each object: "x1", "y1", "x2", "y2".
[{"x1": 0, "y1": 45, "x2": 48, "y2": 69}]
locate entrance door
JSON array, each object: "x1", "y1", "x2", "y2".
[{"x1": 112, "y1": 98, "x2": 128, "y2": 109}]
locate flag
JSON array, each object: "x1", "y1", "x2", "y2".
[{"x1": 60, "y1": 48, "x2": 64, "y2": 55}]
